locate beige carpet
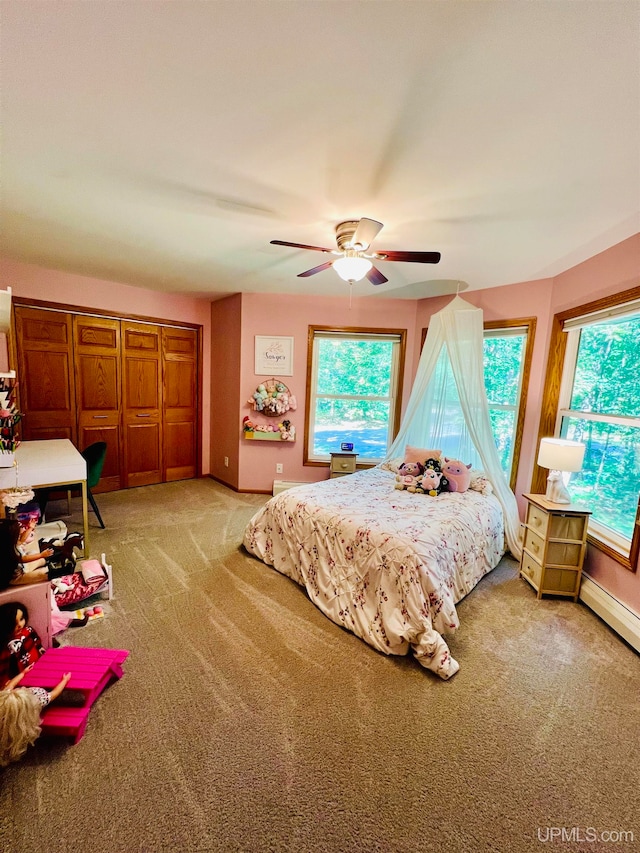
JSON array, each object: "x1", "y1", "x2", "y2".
[{"x1": 1, "y1": 478, "x2": 638, "y2": 853}]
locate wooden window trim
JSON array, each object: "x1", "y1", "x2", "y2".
[
  {"x1": 533, "y1": 285, "x2": 640, "y2": 572},
  {"x1": 304, "y1": 325, "x2": 407, "y2": 468}
]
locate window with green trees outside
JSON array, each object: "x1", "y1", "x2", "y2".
[
  {"x1": 558, "y1": 307, "x2": 640, "y2": 548},
  {"x1": 306, "y1": 328, "x2": 405, "y2": 463}
]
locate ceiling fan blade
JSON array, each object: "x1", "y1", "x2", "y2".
[
  {"x1": 376, "y1": 250, "x2": 441, "y2": 264},
  {"x1": 352, "y1": 218, "x2": 384, "y2": 250},
  {"x1": 271, "y1": 240, "x2": 333, "y2": 253},
  {"x1": 297, "y1": 261, "x2": 335, "y2": 277},
  {"x1": 367, "y1": 266, "x2": 388, "y2": 286}
]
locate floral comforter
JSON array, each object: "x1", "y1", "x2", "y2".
[{"x1": 243, "y1": 466, "x2": 504, "y2": 679}]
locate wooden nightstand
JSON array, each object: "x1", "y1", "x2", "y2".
[
  {"x1": 329, "y1": 452, "x2": 358, "y2": 478},
  {"x1": 519, "y1": 493, "x2": 591, "y2": 601}
]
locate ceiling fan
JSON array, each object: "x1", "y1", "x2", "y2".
[{"x1": 271, "y1": 218, "x2": 441, "y2": 285}]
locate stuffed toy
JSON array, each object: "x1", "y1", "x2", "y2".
[
  {"x1": 441, "y1": 458, "x2": 472, "y2": 493},
  {"x1": 415, "y1": 467, "x2": 449, "y2": 496},
  {"x1": 469, "y1": 470, "x2": 493, "y2": 495},
  {"x1": 394, "y1": 460, "x2": 424, "y2": 491}
]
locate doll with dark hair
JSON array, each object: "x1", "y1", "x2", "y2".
[
  {"x1": 0, "y1": 601, "x2": 46, "y2": 688},
  {"x1": 0, "y1": 517, "x2": 49, "y2": 590},
  {"x1": 0, "y1": 669, "x2": 72, "y2": 766}
]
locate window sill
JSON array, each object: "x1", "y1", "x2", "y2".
[{"x1": 587, "y1": 533, "x2": 637, "y2": 572}]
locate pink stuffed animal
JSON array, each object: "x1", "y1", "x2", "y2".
[
  {"x1": 394, "y1": 460, "x2": 424, "y2": 491},
  {"x1": 441, "y1": 458, "x2": 472, "y2": 493}
]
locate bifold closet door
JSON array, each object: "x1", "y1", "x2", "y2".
[
  {"x1": 122, "y1": 322, "x2": 162, "y2": 487},
  {"x1": 162, "y1": 327, "x2": 197, "y2": 481},
  {"x1": 14, "y1": 306, "x2": 77, "y2": 442},
  {"x1": 73, "y1": 315, "x2": 122, "y2": 492}
]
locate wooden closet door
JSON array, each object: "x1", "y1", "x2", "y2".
[
  {"x1": 73, "y1": 315, "x2": 122, "y2": 492},
  {"x1": 122, "y1": 322, "x2": 162, "y2": 487},
  {"x1": 14, "y1": 306, "x2": 77, "y2": 442},
  {"x1": 163, "y1": 327, "x2": 198, "y2": 481}
]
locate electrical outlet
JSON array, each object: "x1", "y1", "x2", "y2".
[
  {"x1": 224, "y1": 456, "x2": 229, "y2": 467},
  {"x1": 276, "y1": 463, "x2": 283, "y2": 474}
]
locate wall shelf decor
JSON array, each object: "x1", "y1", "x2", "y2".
[
  {"x1": 247, "y1": 378, "x2": 297, "y2": 417},
  {"x1": 0, "y1": 370, "x2": 22, "y2": 465},
  {"x1": 242, "y1": 416, "x2": 295, "y2": 442}
]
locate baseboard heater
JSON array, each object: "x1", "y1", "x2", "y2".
[
  {"x1": 273, "y1": 480, "x2": 307, "y2": 496},
  {"x1": 580, "y1": 575, "x2": 640, "y2": 654}
]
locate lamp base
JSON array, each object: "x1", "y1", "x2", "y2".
[{"x1": 545, "y1": 470, "x2": 571, "y2": 504}]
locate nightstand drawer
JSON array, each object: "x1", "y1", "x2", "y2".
[
  {"x1": 330, "y1": 453, "x2": 358, "y2": 474},
  {"x1": 542, "y1": 568, "x2": 580, "y2": 595},
  {"x1": 523, "y1": 527, "x2": 545, "y2": 560},
  {"x1": 526, "y1": 504, "x2": 549, "y2": 537},
  {"x1": 520, "y1": 551, "x2": 542, "y2": 590}
]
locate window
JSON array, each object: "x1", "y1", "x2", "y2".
[
  {"x1": 483, "y1": 319, "x2": 536, "y2": 490},
  {"x1": 536, "y1": 287, "x2": 640, "y2": 570},
  {"x1": 556, "y1": 302, "x2": 640, "y2": 556},
  {"x1": 419, "y1": 318, "x2": 535, "y2": 488},
  {"x1": 305, "y1": 326, "x2": 406, "y2": 465}
]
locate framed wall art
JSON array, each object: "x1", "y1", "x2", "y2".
[{"x1": 254, "y1": 335, "x2": 294, "y2": 376}]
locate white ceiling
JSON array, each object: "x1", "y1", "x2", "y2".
[{"x1": 1, "y1": 1, "x2": 639, "y2": 301}]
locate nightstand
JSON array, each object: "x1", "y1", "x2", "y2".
[
  {"x1": 329, "y1": 452, "x2": 358, "y2": 478},
  {"x1": 519, "y1": 493, "x2": 591, "y2": 601}
]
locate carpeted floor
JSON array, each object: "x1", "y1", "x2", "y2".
[{"x1": 1, "y1": 478, "x2": 638, "y2": 853}]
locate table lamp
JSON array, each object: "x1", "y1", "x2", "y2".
[{"x1": 537, "y1": 437, "x2": 585, "y2": 504}]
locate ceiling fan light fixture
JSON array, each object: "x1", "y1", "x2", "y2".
[{"x1": 332, "y1": 254, "x2": 373, "y2": 282}]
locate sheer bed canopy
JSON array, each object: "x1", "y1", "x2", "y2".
[{"x1": 385, "y1": 296, "x2": 522, "y2": 560}]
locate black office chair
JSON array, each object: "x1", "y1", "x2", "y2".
[{"x1": 37, "y1": 441, "x2": 108, "y2": 528}]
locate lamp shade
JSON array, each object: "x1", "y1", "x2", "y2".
[
  {"x1": 537, "y1": 438, "x2": 585, "y2": 472},
  {"x1": 333, "y1": 256, "x2": 373, "y2": 282}
]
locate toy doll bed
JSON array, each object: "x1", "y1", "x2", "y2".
[
  {"x1": 243, "y1": 465, "x2": 505, "y2": 679},
  {"x1": 51, "y1": 555, "x2": 113, "y2": 609}
]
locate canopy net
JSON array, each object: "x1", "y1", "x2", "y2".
[{"x1": 385, "y1": 296, "x2": 522, "y2": 558}]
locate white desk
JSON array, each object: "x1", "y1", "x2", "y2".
[{"x1": 0, "y1": 439, "x2": 89, "y2": 556}]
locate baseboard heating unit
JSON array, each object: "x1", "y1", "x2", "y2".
[
  {"x1": 580, "y1": 575, "x2": 640, "y2": 654},
  {"x1": 273, "y1": 480, "x2": 307, "y2": 496}
]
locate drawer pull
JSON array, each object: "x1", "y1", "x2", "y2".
[
  {"x1": 531, "y1": 541, "x2": 539, "y2": 554},
  {"x1": 137, "y1": 413, "x2": 151, "y2": 417},
  {"x1": 524, "y1": 565, "x2": 533, "y2": 577},
  {"x1": 93, "y1": 415, "x2": 107, "y2": 419},
  {"x1": 341, "y1": 462, "x2": 348, "y2": 469}
]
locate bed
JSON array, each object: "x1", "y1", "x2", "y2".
[{"x1": 243, "y1": 465, "x2": 505, "y2": 679}]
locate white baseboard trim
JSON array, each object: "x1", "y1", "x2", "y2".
[{"x1": 580, "y1": 575, "x2": 640, "y2": 654}]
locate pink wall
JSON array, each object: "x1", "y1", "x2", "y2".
[
  {"x1": 0, "y1": 256, "x2": 212, "y2": 473},
  {"x1": 231, "y1": 292, "x2": 419, "y2": 493},
  {"x1": 210, "y1": 294, "x2": 242, "y2": 485}
]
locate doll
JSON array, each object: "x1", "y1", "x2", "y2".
[
  {"x1": 16, "y1": 504, "x2": 55, "y2": 571},
  {"x1": 0, "y1": 669, "x2": 72, "y2": 767},
  {"x1": 0, "y1": 602, "x2": 46, "y2": 687},
  {"x1": 0, "y1": 517, "x2": 49, "y2": 590}
]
